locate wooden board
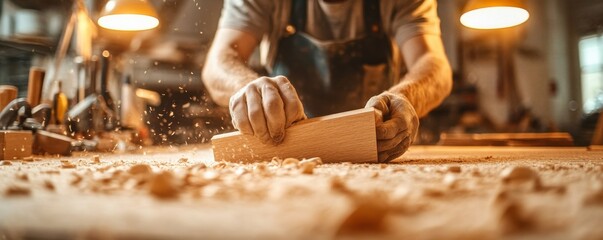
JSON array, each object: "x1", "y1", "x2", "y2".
[
  {"x1": 211, "y1": 108, "x2": 377, "y2": 163},
  {"x1": 0, "y1": 130, "x2": 33, "y2": 160},
  {"x1": 438, "y1": 132, "x2": 574, "y2": 146}
]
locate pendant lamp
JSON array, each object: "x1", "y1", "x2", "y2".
[
  {"x1": 460, "y1": 0, "x2": 529, "y2": 29},
  {"x1": 97, "y1": 0, "x2": 159, "y2": 31}
]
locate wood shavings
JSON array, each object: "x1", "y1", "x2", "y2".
[
  {"x1": 443, "y1": 173, "x2": 459, "y2": 189},
  {"x1": 178, "y1": 158, "x2": 188, "y2": 163},
  {"x1": 42, "y1": 170, "x2": 60, "y2": 175},
  {"x1": 44, "y1": 180, "x2": 55, "y2": 191},
  {"x1": 235, "y1": 166, "x2": 248, "y2": 176},
  {"x1": 270, "y1": 157, "x2": 283, "y2": 167},
  {"x1": 203, "y1": 171, "x2": 220, "y2": 181},
  {"x1": 447, "y1": 165, "x2": 462, "y2": 173},
  {"x1": 71, "y1": 173, "x2": 83, "y2": 186},
  {"x1": 331, "y1": 177, "x2": 353, "y2": 195},
  {"x1": 282, "y1": 158, "x2": 300, "y2": 167},
  {"x1": 422, "y1": 187, "x2": 445, "y2": 198},
  {"x1": 299, "y1": 160, "x2": 316, "y2": 175},
  {"x1": 5, "y1": 185, "x2": 31, "y2": 197},
  {"x1": 584, "y1": 185, "x2": 603, "y2": 205},
  {"x1": 149, "y1": 171, "x2": 179, "y2": 199},
  {"x1": 22, "y1": 157, "x2": 33, "y2": 162},
  {"x1": 92, "y1": 155, "x2": 101, "y2": 164},
  {"x1": 337, "y1": 191, "x2": 390, "y2": 235},
  {"x1": 1, "y1": 160, "x2": 12, "y2": 166},
  {"x1": 61, "y1": 161, "x2": 76, "y2": 169},
  {"x1": 16, "y1": 172, "x2": 28, "y2": 182},
  {"x1": 253, "y1": 163, "x2": 269, "y2": 175},
  {"x1": 129, "y1": 164, "x2": 152, "y2": 175},
  {"x1": 212, "y1": 161, "x2": 227, "y2": 169},
  {"x1": 188, "y1": 163, "x2": 207, "y2": 173},
  {"x1": 300, "y1": 157, "x2": 322, "y2": 166},
  {"x1": 500, "y1": 166, "x2": 541, "y2": 190},
  {"x1": 498, "y1": 201, "x2": 536, "y2": 233}
]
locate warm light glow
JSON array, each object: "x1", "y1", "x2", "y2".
[
  {"x1": 460, "y1": 6, "x2": 529, "y2": 29},
  {"x1": 98, "y1": 14, "x2": 159, "y2": 31}
]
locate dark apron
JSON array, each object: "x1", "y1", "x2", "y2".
[{"x1": 271, "y1": 0, "x2": 397, "y2": 117}]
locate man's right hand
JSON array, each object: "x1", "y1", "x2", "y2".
[{"x1": 229, "y1": 76, "x2": 306, "y2": 145}]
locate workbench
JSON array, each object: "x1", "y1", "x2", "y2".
[{"x1": 0, "y1": 145, "x2": 602, "y2": 239}]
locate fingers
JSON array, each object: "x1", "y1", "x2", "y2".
[
  {"x1": 376, "y1": 118, "x2": 407, "y2": 140},
  {"x1": 229, "y1": 76, "x2": 303, "y2": 145},
  {"x1": 261, "y1": 84, "x2": 286, "y2": 143},
  {"x1": 245, "y1": 86, "x2": 272, "y2": 144},
  {"x1": 229, "y1": 91, "x2": 253, "y2": 135},
  {"x1": 377, "y1": 131, "x2": 408, "y2": 152},
  {"x1": 365, "y1": 95, "x2": 390, "y2": 116},
  {"x1": 378, "y1": 136, "x2": 412, "y2": 163},
  {"x1": 272, "y1": 76, "x2": 306, "y2": 127}
]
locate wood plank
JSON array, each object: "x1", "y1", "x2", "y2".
[
  {"x1": 211, "y1": 108, "x2": 377, "y2": 163},
  {"x1": 438, "y1": 132, "x2": 574, "y2": 146}
]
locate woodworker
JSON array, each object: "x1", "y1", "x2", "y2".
[{"x1": 203, "y1": 0, "x2": 453, "y2": 162}]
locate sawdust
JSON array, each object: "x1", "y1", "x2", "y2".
[
  {"x1": 0, "y1": 146, "x2": 602, "y2": 239},
  {"x1": 4, "y1": 185, "x2": 30, "y2": 197}
]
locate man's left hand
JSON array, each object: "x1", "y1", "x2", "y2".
[{"x1": 365, "y1": 92, "x2": 419, "y2": 163}]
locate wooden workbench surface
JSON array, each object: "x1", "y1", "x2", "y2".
[{"x1": 1, "y1": 145, "x2": 602, "y2": 239}]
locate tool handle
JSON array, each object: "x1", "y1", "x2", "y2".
[
  {"x1": 27, "y1": 67, "x2": 45, "y2": 106},
  {"x1": 0, "y1": 85, "x2": 18, "y2": 111}
]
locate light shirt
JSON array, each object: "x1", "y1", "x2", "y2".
[{"x1": 218, "y1": 0, "x2": 441, "y2": 71}]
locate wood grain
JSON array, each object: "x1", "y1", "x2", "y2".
[
  {"x1": 211, "y1": 108, "x2": 378, "y2": 163},
  {"x1": 0, "y1": 130, "x2": 33, "y2": 160}
]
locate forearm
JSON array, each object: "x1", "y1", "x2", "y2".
[
  {"x1": 389, "y1": 53, "x2": 452, "y2": 117},
  {"x1": 202, "y1": 47, "x2": 259, "y2": 107}
]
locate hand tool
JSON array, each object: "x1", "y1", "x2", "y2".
[
  {"x1": 27, "y1": 67, "x2": 45, "y2": 107},
  {"x1": 0, "y1": 98, "x2": 32, "y2": 130},
  {"x1": 33, "y1": 130, "x2": 97, "y2": 155},
  {"x1": 32, "y1": 104, "x2": 52, "y2": 129},
  {"x1": 53, "y1": 81, "x2": 69, "y2": 124}
]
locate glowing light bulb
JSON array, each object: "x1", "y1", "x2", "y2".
[
  {"x1": 461, "y1": 6, "x2": 529, "y2": 30},
  {"x1": 98, "y1": 14, "x2": 159, "y2": 31}
]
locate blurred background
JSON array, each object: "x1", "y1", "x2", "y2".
[{"x1": 0, "y1": 0, "x2": 601, "y2": 146}]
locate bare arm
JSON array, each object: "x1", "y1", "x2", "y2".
[
  {"x1": 365, "y1": 34, "x2": 452, "y2": 162},
  {"x1": 202, "y1": 28, "x2": 261, "y2": 107},
  {"x1": 390, "y1": 34, "x2": 453, "y2": 117}
]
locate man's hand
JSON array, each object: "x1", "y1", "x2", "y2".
[
  {"x1": 365, "y1": 92, "x2": 419, "y2": 162},
  {"x1": 229, "y1": 76, "x2": 306, "y2": 145}
]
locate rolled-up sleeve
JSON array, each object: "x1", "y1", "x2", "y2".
[
  {"x1": 390, "y1": 0, "x2": 441, "y2": 46},
  {"x1": 218, "y1": 0, "x2": 274, "y2": 42}
]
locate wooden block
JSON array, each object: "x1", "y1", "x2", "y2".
[
  {"x1": 211, "y1": 108, "x2": 377, "y2": 163},
  {"x1": 0, "y1": 131, "x2": 33, "y2": 160}
]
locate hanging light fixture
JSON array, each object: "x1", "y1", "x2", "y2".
[
  {"x1": 460, "y1": 0, "x2": 529, "y2": 30},
  {"x1": 97, "y1": 0, "x2": 159, "y2": 31}
]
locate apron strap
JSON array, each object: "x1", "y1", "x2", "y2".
[
  {"x1": 290, "y1": 0, "x2": 308, "y2": 32},
  {"x1": 288, "y1": 0, "x2": 383, "y2": 35},
  {"x1": 362, "y1": 0, "x2": 383, "y2": 35}
]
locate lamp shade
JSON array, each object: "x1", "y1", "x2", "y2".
[
  {"x1": 460, "y1": 0, "x2": 529, "y2": 30},
  {"x1": 97, "y1": 0, "x2": 159, "y2": 31}
]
